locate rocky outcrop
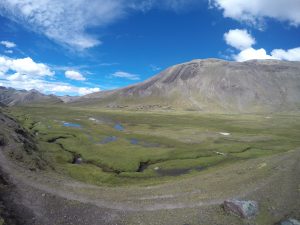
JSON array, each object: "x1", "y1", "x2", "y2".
[
  {"x1": 0, "y1": 111, "x2": 46, "y2": 170},
  {"x1": 223, "y1": 199, "x2": 259, "y2": 219}
]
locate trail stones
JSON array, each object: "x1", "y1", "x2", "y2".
[
  {"x1": 277, "y1": 219, "x2": 300, "y2": 225},
  {"x1": 223, "y1": 199, "x2": 258, "y2": 219}
]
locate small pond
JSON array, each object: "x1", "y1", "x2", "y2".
[
  {"x1": 114, "y1": 123, "x2": 124, "y2": 131},
  {"x1": 156, "y1": 166, "x2": 205, "y2": 176},
  {"x1": 100, "y1": 136, "x2": 118, "y2": 144},
  {"x1": 63, "y1": 122, "x2": 82, "y2": 128}
]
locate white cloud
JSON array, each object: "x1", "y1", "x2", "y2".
[
  {"x1": 234, "y1": 48, "x2": 274, "y2": 62},
  {"x1": 210, "y1": 0, "x2": 300, "y2": 26},
  {"x1": 0, "y1": 0, "x2": 123, "y2": 49},
  {"x1": 0, "y1": 41, "x2": 16, "y2": 48},
  {"x1": 131, "y1": 0, "x2": 200, "y2": 12},
  {"x1": 4, "y1": 50, "x2": 13, "y2": 54},
  {"x1": 150, "y1": 64, "x2": 161, "y2": 72},
  {"x1": 224, "y1": 29, "x2": 255, "y2": 50},
  {"x1": 0, "y1": 78, "x2": 100, "y2": 96},
  {"x1": 224, "y1": 29, "x2": 300, "y2": 62},
  {"x1": 0, "y1": 55, "x2": 100, "y2": 96},
  {"x1": 0, "y1": 0, "x2": 201, "y2": 50},
  {"x1": 0, "y1": 56, "x2": 54, "y2": 77},
  {"x1": 65, "y1": 70, "x2": 86, "y2": 81},
  {"x1": 233, "y1": 47, "x2": 300, "y2": 62},
  {"x1": 78, "y1": 87, "x2": 100, "y2": 95},
  {"x1": 112, "y1": 71, "x2": 140, "y2": 80},
  {"x1": 271, "y1": 47, "x2": 300, "y2": 61}
]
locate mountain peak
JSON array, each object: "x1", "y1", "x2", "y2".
[{"x1": 73, "y1": 59, "x2": 300, "y2": 113}]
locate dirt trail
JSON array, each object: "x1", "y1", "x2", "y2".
[{"x1": 1, "y1": 146, "x2": 299, "y2": 224}]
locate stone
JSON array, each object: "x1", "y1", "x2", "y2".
[
  {"x1": 278, "y1": 219, "x2": 300, "y2": 225},
  {"x1": 223, "y1": 199, "x2": 258, "y2": 219},
  {"x1": 72, "y1": 157, "x2": 83, "y2": 164}
]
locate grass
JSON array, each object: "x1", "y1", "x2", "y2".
[{"x1": 5, "y1": 105, "x2": 300, "y2": 186}]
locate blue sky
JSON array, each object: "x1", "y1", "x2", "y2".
[{"x1": 0, "y1": 0, "x2": 299, "y2": 96}]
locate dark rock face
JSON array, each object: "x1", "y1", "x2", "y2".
[
  {"x1": 223, "y1": 199, "x2": 258, "y2": 219},
  {"x1": 76, "y1": 59, "x2": 300, "y2": 113},
  {"x1": 277, "y1": 219, "x2": 300, "y2": 225}
]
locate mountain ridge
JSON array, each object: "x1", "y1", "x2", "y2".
[
  {"x1": 0, "y1": 86, "x2": 62, "y2": 106},
  {"x1": 73, "y1": 58, "x2": 300, "y2": 112}
]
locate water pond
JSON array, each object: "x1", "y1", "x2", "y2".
[
  {"x1": 63, "y1": 122, "x2": 82, "y2": 128},
  {"x1": 100, "y1": 136, "x2": 118, "y2": 144},
  {"x1": 114, "y1": 123, "x2": 124, "y2": 131}
]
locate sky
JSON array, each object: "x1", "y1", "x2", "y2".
[{"x1": 0, "y1": 0, "x2": 299, "y2": 96}]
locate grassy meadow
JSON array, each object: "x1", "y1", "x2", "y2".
[{"x1": 6, "y1": 105, "x2": 300, "y2": 186}]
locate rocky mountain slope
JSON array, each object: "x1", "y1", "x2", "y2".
[
  {"x1": 0, "y1": 86, "x2": 62, "y2": 106},
  {"x1": 76, "y1": 59, "x2": 300, "y2": 112}
]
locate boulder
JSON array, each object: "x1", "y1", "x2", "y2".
[
  {"x1": 72, "y1": 156, "x2": 83, "y2": 164},
  {"x1": 223, "y1": 199, "x2": 258, "y2": 219},
  {"x1": 277, "y1": 219, "x2": 300, "y2": 225}
]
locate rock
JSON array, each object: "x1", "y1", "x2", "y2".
[
  {"x1": 214, "y1": 151, "x2": 226, "y2": 156},
  {"x1": 72, "y1": 156, "x2": 83, "y2": 164},
  {"x1": 223, "y1": 199, "x2": 258, "y2": 219},
  {"x1": 277, "y1": 219, "x2": 300, "y2": 225}
]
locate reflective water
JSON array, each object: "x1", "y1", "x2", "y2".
[{"x1": 63, "y1": 122, "x2": 81, "y2": 128}]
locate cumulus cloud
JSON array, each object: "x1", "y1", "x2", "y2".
[
  {"x1": 112, "y1": 71, "x2": 140, "y2": 80},
  {"x1": 224, "y1": 29, "x2": 255, "y2": 50},
  {"x1": 0, "y1": 55, "x2": 100, "y2": 96},
  {"x1": 234, "y1": 48, "x2": 274, "y2": 62},
  {"x1": 0, "y1": 56, "x2": 54, "y2": 77},
  {"x1": 0, "y1": 0, "x2": 201, "y2": 50},
  {"x1": 234, "y1": 47, "x2": 300, "y2": 62},
  {"x1": 65, "y1": 70, "x2": 86, "y2": 81},
  {"x1": 271, "y1": 47, "x2": 300, "y2": 61},
  {"x1": 77, "y1": 87, "x2": 100, "y2": 95},
  {"x1": 210, "y1": 0, "x2": 300, "y2": 26},
  {"x1": 224, "y1": 29, "x2": 300, "y2": 62},
  {"x1": 0, "y1": 41, "x2": 16, "y2": 48}
]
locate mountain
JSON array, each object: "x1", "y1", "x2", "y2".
[
  {"x1": 0, "y1": 86, "x2": 62, "y2": 106},
  {"x1": 58, "y1": 95, "x2": 80, "y2": 103},
  {"x1": 74, "y1": 59, "x2": 300, "y2": 113}
]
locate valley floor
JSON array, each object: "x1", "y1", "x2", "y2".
[{"x1": 0, "y1": 106, "x2": 300, "y2": 224}]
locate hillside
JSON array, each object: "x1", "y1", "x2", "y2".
[
  {"x1": 0, "y1": 86, "x2": 62, "y2": 106},
  {"x1": 75, "y1": 59, "x2": 300, "y2": 112}
]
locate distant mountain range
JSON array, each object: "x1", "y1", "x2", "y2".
[
  {"x1": 0, "y1": 86, "x2": 62, "y2": 106},
  {"x1": 1, "y1": 59, "x2": 300, "y2": 112}
]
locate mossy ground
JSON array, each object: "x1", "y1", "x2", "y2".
[{"x1": 6, "y1": 105, "x2": 300, "y2": 186}]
